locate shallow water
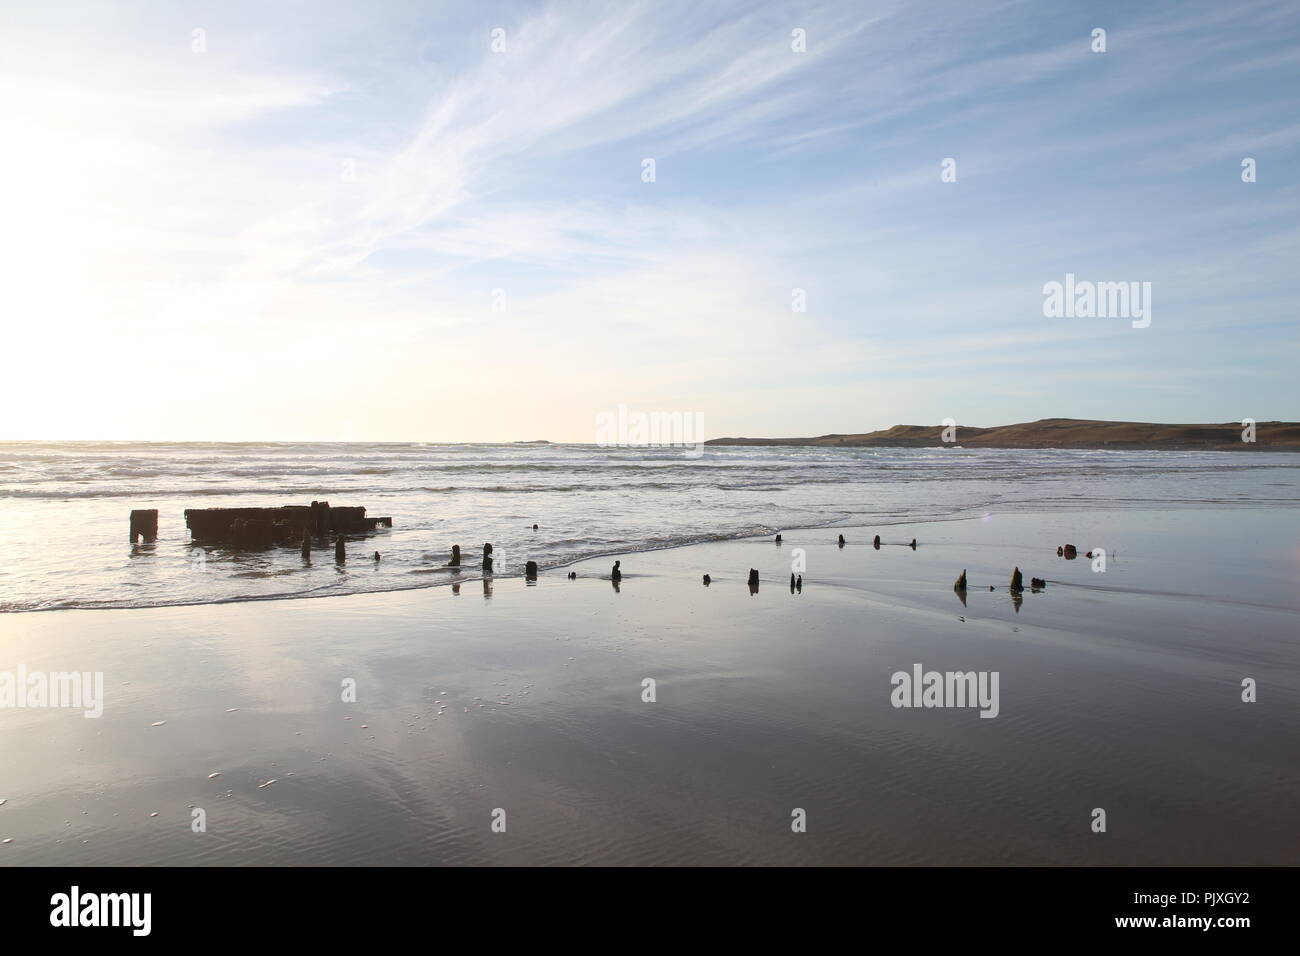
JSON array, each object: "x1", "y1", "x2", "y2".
[{"x1": 2, "y1": 442, "x2": 1297, "y2": 611}]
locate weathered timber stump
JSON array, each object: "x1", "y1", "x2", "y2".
[{"x1": 129, "y1": 509, "x2": 159, "y2": 543}]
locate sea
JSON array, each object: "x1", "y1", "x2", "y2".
[{"x1": 2, "y1": 441, "x2": 1298, "y2": 612}]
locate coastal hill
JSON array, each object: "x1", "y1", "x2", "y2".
[{"x1": 705, "y1": 418, "x2": 1300, "y2": 450}]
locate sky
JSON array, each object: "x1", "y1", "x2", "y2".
[{"x1": 1, "y1": 0, "x2": 1297, "y2": 442}]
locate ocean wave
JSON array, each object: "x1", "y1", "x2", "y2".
[
  {"x1": 0, "y1": 486, "x2": 376, "y2": 500},
  {"x1": 2, "y1": 442, "x2": 1298, "y2": 613}
]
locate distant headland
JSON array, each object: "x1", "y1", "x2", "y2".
[{"x1": 705, "y1": 418, "x2": 1300, "y2": 451}]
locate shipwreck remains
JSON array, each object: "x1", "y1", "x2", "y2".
[
  {"x1": 129, "y1": 509, "x2": 159, "y2": 543},
  {"x1": 184, "y1": 500, "x2": 392, "y2": 548}
]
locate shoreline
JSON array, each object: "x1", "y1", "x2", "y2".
[
  {"x1": 2, "y1": 506, "x2": 1297, "y2": 865},
  {"x1": 0, "y1": 510, "x2": 1021, "y2": 615},
  {"x1": 11, "y1": 498, "x2": 1300, "y2": 616}
]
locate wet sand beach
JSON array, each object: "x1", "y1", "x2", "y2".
[{"x1": 1, "y1": 508, "x2": 1297, "y2": 866}]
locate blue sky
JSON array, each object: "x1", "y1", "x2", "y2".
[{"x1": 1, "y1": 0, "x2": 1297, "y2": 440}]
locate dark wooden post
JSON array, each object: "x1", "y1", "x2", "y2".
[{"x1": 130, "y1": 509, "x2": 159, "y2": 543}]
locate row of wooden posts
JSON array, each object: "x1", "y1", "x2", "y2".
[{"x1": 132, "y1": 511, "x2": 1060, "y2": 593}]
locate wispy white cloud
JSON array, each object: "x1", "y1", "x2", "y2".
[{"x1": 1, "y1": 0, "x2": 1297, "y2": 440}]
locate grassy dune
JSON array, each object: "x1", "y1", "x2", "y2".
[{"x1": 707, "y1": 418, "x2": 1300, "y2": 450}]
